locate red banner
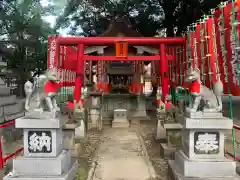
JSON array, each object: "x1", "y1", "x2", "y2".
[
  {"x1": 206, "y1": 18, "x2": 217, "y2": 83},
  {"x1": 214, "y1": 8, "x2": 228, "y2": 94},
  {"x1": 47, "y1": 36, "x2": 57, "y2": 69},
  {"x1": 195, "y1": 24, "x2": 202, "y2": 71},
  {"x1": 224, "y1": 2, "x2": 240, "y2": 95},
  {"x1": 176, "y1": 46, "x2": 181, "y2": 85},
  {"x1": 189, "y1": 31, "x2": 196, "y2": 68}
]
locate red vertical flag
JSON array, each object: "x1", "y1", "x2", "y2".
[
  {"x1": 224, "y1": 2, "x2": 240, "y2": 95},
  {"x1": 214, "y1": 8, "x2": 228, "y2": 94},
  {"x1": 206, "y1": 18, "x2": 217, "y2": 83},
  {"x1": 195, "y1": 24, "x2": 202, "y2": 71},
  {"x1": 189, "y1": 31, "x2": 195, "y2": 68}
]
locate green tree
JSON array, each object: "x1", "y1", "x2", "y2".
[
  {"x1": 0, "y1": 0, "x2": 56, "y2": 95},
  {"x1": 56, "y1": 0, "x2": 222, "y2": 37}
]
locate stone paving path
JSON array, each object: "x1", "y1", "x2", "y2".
[{"x1": 91, "y1": 128, "x2": 156, "y2": 180}]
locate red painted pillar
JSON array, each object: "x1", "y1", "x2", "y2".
[
  {"x1": 160, "y1": 44, "x2": 169, "y2": 101},
  {"x1": 74, "y1": 44, "x2": 84, "y2": 102}
]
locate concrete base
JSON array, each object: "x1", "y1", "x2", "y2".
[
  {"x1": 12, "y1": 150, "x2": 71, "y2": 176},
  {"x1": 16, "y1": 112, "x2": 65, "y2": 129},
  {"x1": 160, "y1": 143, "x2": 176, "y2": 159},
  {"x1": 112, "y1": 120, "x2": 130, "y2": 128},
  {"x1": 3, "y1": 161, "x2": 78, "y2": 180},
  {"x1": 169, "y1": 150, "x2": 238, "y2": 179},
  {"x1": 168, "y1": 160, "x2": 240, "y2": 180}
]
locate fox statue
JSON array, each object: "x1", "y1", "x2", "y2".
[
  {"x1": 24, "y1": 70, "x2": 61, "y2": 117},
  {"x1": 185, "y1": 67, "x2": 223, "y2": 112}
]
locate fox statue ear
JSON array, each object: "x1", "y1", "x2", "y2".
[
  {"x1": 216, "y1": 74, "x2": 221, "y2": 82},
  {"x1": 194, "y1": 68, "x2": 200, "y2": 73}
]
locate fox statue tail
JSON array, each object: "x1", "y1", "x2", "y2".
[{"x1": 213, "y1": 75, "x2": 223, "y2": 111}]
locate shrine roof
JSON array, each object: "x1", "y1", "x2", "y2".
[{"x1": 98, "y1": 16, "x2": 142, "y2": 37}]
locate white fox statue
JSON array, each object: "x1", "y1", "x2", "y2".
[
  {"x1": 185, "y1": 67, "x2": 223, "y2": 112},
  {"x1": 24, "y1": 70, "x2": 61, "y2": 117}
]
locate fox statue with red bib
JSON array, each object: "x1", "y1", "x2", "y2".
[
  {"x1": 24, "y1": 70, "x2": 61, "y2": 118},
  {"x1": 185, "y1": 67, "x2": 223, "y2": 112}
]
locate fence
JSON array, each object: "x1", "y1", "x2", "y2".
[
  {"x1": 0, "y1": 72, "x2": 21, "y2": 97},
  {"x1": 0, "y1": 120, "x2": 23, "y2": 169}
]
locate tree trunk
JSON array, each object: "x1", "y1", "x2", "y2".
[{"x1": 166, "y1": 25, "x2": 174, "y2": 37}]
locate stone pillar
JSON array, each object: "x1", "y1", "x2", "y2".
[
  {"x1": 155, "y1": 109, "x2": 166, "y2": 140},
  {"x1": 132, "y1": 95, "x2": 148, "y2": 120},
  {"x1": 3, "y1": 111, "x2": 78, "y2": 180},
  {"x1": 160, "y1": 105, "x2": 182, "y2": 158},
  {"x1": 89, "y1": 96, "x2": 101, "y2": 130},
  {"x1": 112, "y1": 109, "x2": 129, "y2": 128},
  {"x1": 168, "y1": 111, "x2": 240, "y2": 179}
]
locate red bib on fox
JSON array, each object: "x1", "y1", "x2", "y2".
[{"x1": 190, "y1": 82, "x2": 200, "y2": 93}]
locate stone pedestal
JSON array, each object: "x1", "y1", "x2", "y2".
[
  {"x1": 3, "y1": 111, "x2": 78, "y2": 180},
  {"x1": 73, "y1": 110, "x2": 86, "y2": 140},
  {"x1": 168, "y1": 111, "x2": 240, "y2": 180},
  {"x1": 112, "y1": 109, "x2": 129, "y2": 128},
  {"x1": 160, "y1": 123, "x2": 182, "y2": 159},
  {"x1": 132, "y1": 96, "x2": 148, "y2": 119}
]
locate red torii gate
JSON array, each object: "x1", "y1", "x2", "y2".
[{"x1": 54, "y1": 36, "x2": 185, "y2": 102}]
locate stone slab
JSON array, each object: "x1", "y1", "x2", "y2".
[
  {"x1": 16, "y1": 114, "x2": 66, "y2": 129},
  {"x1": 0, "y1": 86, "x2": 10, "y2": 96},
  {"x1": 0, "y1": 95, "x2": 16, "y2": 106},
  {"x1": 181, "y1": 117, "x2": 233, "y2": 129},
  {"x1": 185, "y1": 111, "x2": 223, "y2": 119},
  {"x1": 13, "y1": 150, "x2": 71, "y2": 176},
  {"x1": 3, "y1": 160, "x2": 78, "y2": 180},
  {"x1": 160, "y1": 143, "x2": 176, "y2": 159},
  {"x1": 168, "y1": 160, "x2": 240, "y2": 180},
  {"x1": 164, "y1": 123, "x2": 183, "y2": 129},
  {"x1": 174, "y1": 150, "x2": 236, "y2": 177},
  {"x1": 112, "y1": 120, "x2": 130, "y2": 128},
  {"x1": 23, "y1": 128, "x2": 63, "y2": 157}
]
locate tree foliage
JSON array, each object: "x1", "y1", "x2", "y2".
[
  {"x1": 56, "y1": 0, "x2": 223, "y2": 37},
  {"x1": 0, "y1": 0, "x2": 55, "y2": 78}
]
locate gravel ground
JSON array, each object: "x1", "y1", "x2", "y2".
[
  {"x1": 75, "y1": 129, "x2": 102, "y2": 180},
  {"x1": 139, "y1": 121, "x2": 168, "y2": 180}
]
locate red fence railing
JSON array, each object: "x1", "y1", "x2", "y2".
[{"x1": 0, "y1": 120, "x2": 23, "y2": 169}]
